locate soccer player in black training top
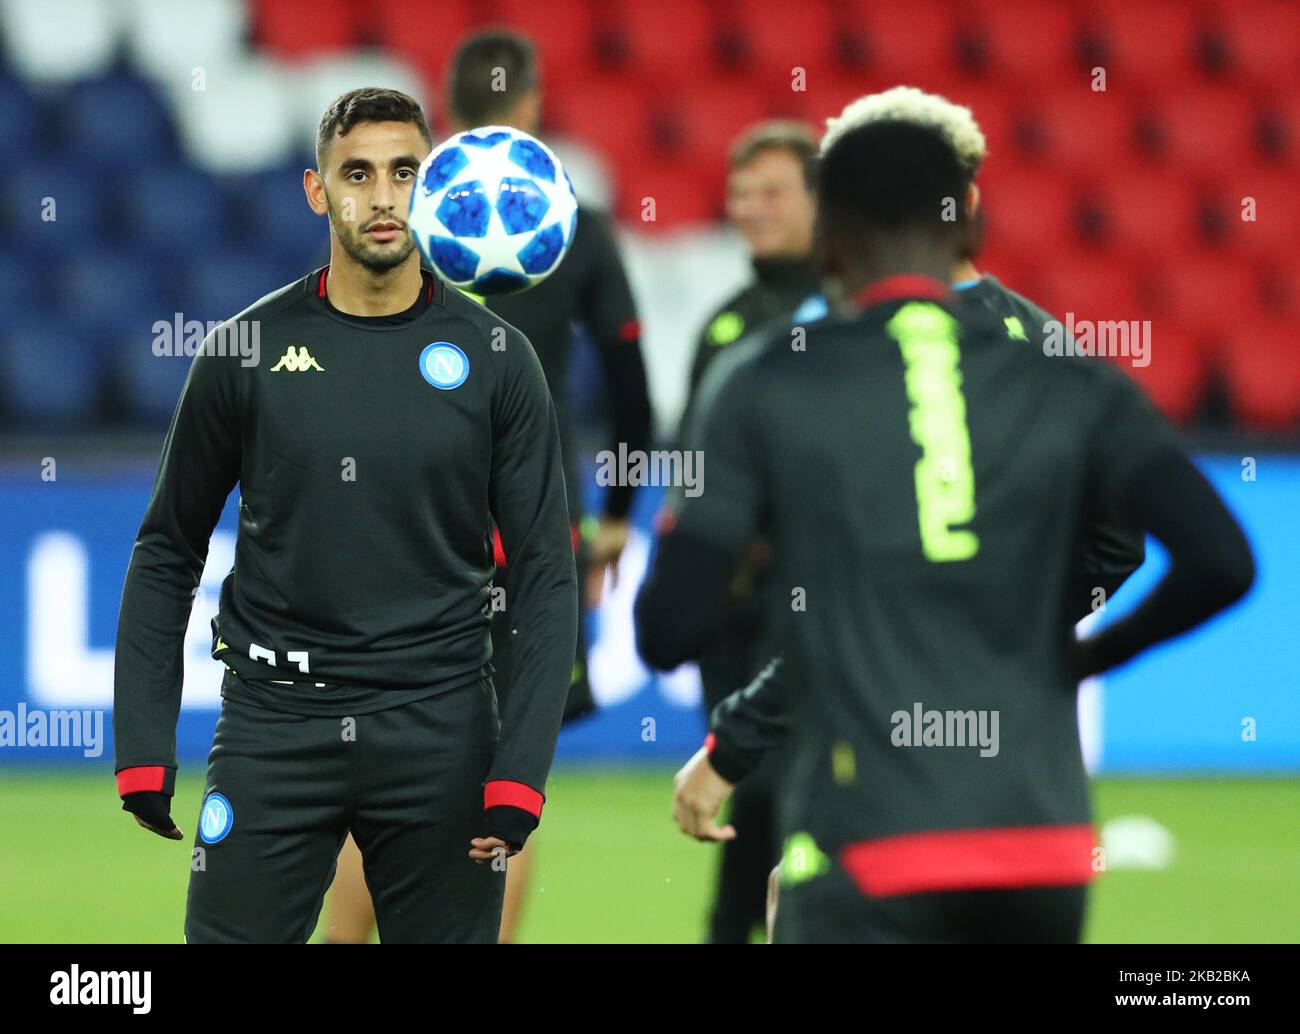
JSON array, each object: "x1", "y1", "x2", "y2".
[
  {"x1": 635, "y1": 117, "x2": 1254, "y2": 943},
  {"x1": 664, "y1": 89, "x2": 1146, "y2": 943},
  {"x1": 113, "y1": 88, "x2": 578, "y2": 944},
  {"x1": 325, "y1": 30, "x2": 653, "y2": 944}
]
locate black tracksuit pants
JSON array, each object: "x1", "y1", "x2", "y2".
[{"x1": 184, "y1": 674, "x2": 505, "y2": 943}]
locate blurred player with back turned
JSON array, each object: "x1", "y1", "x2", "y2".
[
  {"x1": 635, "y1": 115, "x2": 1255, "y2": 943},
  {"x1": 671, "y1": 89, "x2": 1146, "y2": 943},
  {"x1": 114, "y1": 88, "x2": 578, "y2": 943}
]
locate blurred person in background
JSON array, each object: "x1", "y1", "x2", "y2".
[
  {"x1": 325, "y1": 28, "x2": 652, "y2": 946},
  {"x1": 677, "y1": 120, "x2": 819, "y2": 944}
]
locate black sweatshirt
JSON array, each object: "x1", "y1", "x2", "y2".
[
  {"x1": 483, "y1": 205, "x2": 651, "y2": 522},
  {"x1": 113, "y1": 267, "x2": 578, "y2": 842},
  {"x1": 635, "y1": 279, "x2": 1254, "y2": 875}
]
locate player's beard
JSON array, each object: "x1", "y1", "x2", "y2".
[{"x1": 326, "y1": 199, "x2": 417, "y2": 274}]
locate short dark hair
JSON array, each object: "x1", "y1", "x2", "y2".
[
  {"x1": 316, "y1": 87, "x2": 432, "y2": 167},
  {"x1": 818, "y1": 119, "x2": 968, "y2": 239},
  {"x1": 729, "y1": 121, "x2": 817, "y2": 190},
  {"x1": 447, "y1": 30, "x2": 539, "y2": 127}
]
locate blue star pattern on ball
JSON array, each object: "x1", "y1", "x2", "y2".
[
  {"x1": 497, "y1": 177, "x2": 550, "y2": 235},
  {"x1": 409, "y1": 126, "x2": 579, "y2": 295},
  {"x1": 420, "y1": 146, "x2": 469, "y2": 196},
  {"x1": 436, "y1": 180, "x2": 490, "y2": 238}
]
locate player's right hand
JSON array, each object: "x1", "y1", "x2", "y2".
[
  {"x1": 672, "y1": 746, "x2": 737, "y2": 843},
  {"x1": 122, "y1": 791, "x2": 184, "y2": 840}
]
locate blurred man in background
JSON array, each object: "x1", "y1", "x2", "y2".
[
  {"x1": 678, "y1": 120, "x2": 819, "y2": 943},
  {"x1": 326, "y1": 28, "x2": 652, "y2": 945}
]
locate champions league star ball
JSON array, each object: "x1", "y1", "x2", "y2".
[{"x1": 408, "y1": 126, "x2": 579, "y2": 295}]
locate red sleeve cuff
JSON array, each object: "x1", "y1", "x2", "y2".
[
  {"x1": 116, "y1": 766, "x2": 167, "y2": 796},
  {"x1": 484, "y1": 779, "x2": 545, "y2": 818},
  {"x1": 703, "y1": 732, "x2": 717, "y2": 755}
]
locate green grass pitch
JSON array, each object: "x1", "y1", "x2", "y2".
[{"x1": 1, "y1": 768, "x2": 1296, "y2": 943}]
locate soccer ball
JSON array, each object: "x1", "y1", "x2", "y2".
[{"x1": 408, "y1": 126, "x2": 579, "y2": 295}]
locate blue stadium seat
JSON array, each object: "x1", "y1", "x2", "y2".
[
  {"x1": 111, "y1": 328, "x2": 193, "y2": 426},
  {"x1": 223, "y1": 165, "x2": 328, "y2": 270},
  {"x1": 5, "y1": 163, "x2": 107, "y2": 256},
  {"x1": 0, "y1": 249, "x2": 48, "y2": 313},
  {"x1": 177, "y1": 247, "x2": 298, "y2": 325},
  {"x1": 0, "y1": 314, "x2": 105, "y2": 427},
  {"x1": 0, "y1": 75, "x2": 42, "y2": 154},
  {"x1": 62, "y1": 73, "x2": 176, "y2": 167},
  {"x1": 56, "y1": 250, "x2": 175, "y2": 346},
  {"x1": 113, "y1": 164, "x2": 229, "y2": 259}
]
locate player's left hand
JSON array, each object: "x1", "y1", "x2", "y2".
[
  {"x1": 469, "y1": 836, "x2": 521, "y2": 863},
  {"x1": 585, "y1": 517, "x2": 629, "y2": 605},
  {"x1": 672, "y1": 746, "x2": 737, "y2": 842}
]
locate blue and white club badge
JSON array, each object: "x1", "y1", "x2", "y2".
[
  {"x1": 199, "y1": 792, "x2": 234, "y2": 844},
  {"x1": 420, "y1": 342, "x2": 470, "y2": 390}
]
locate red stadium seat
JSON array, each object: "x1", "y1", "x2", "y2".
[
  {"x1": 936, "y1": 80, "x2": 1023, "y2": 167},
  {"x1": 1259, "y1": 94, "x2": 1300, "y2": 160},
  {"x1": 615, "y1": 155, "x2": 724, "y2": 228},
  {"x1": 1026, "y1": 87, "x2": 1141, "y2": 176},
  {"x1": 1207, "y1": 169, "x2": 1300, "y2": 256},
  {"x1": 783, "y1": 71, "x2": 893, "y2": 131},
  {"x1": 1259, "y1": 252, "x2": 1300, "y2": 316},
  {"x1": 372, "y1": 0, "x2": 474, "y2": 100},
  {"x1": 494, "y1": 0, "x2": 601, "y2": 89},
  {"x1": 960, "y1": 0, "x2": 1084, "y2": 87},
  {"x1": 1216, "y1": 0, "x2": 1300, "y2": 89},
  {"x1": 733, "y1": 0, "x2": 839, "y2": 77},
  {"x1": 546, "y1": 75, "x2": 656, "y2": 166},
  {"x1": 979, "y1": 168, "x2": 1082, "y2": 254},
  {"x1": 613, "y1": 0, "x2": 719, "y2": 79},
  {"x1": 1221, "y1": 317, "x2": 1300, "y2": 430},
  {"x1": 1146, "y1": 87, "x2": 1260, "y2": 175},
  {"x1": 1034, "y1": 253, "x2": 1145, "y2": 329},
  {"x1": 1121, "y1": 323, "x2": 1213, "y2": 426},
  {"x1": 1082, "y1": 0, "x2": 1205, "y2": 87},
  {"x1": 667, "y1": 80, "x2": 776, "y2": 183},
  {"x1": 842, "y1": 0, "x2": 960, "y2": 82},
  {"x1": 1037, "y1": 254, "x2": 1211, "y2": 426},
  {"x1": 1088, "y1": 171, "x2": 1205, "y2": 255},
  {"x1": 254, "y1": 0, "x2": 359, "y2": 58},
  {"x1": 1150, "y1": 253, "x2": 1261, "y2": 339}
]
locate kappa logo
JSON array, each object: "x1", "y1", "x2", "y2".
[
  {"x1": 270, "y1": 345, "x2": 324, "y2": 372},
  {"x1": 420, "y1": 342, "x2": 470, "y2": 390}
]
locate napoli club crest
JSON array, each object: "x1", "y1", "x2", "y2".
[
  {"x1": 199, "y1": 792, "x2": 234, "y2": 844},
  {"x1": 420, "y1": 342, "x2": 470, "y2": 390}
]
